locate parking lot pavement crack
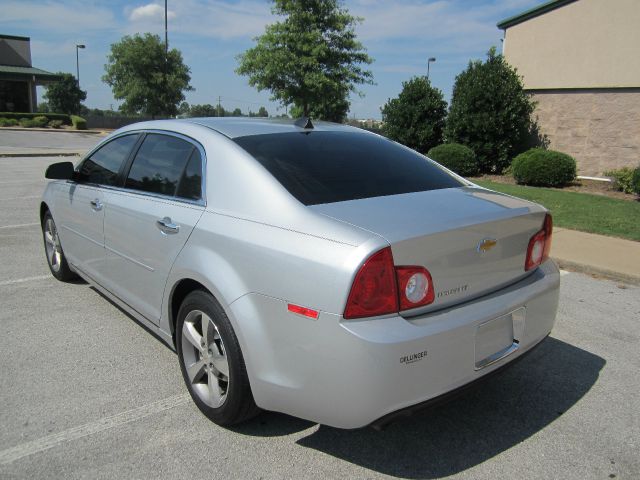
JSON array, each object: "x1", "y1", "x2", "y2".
[{"x1": 0, "y1": 393, "x2": 190, "y2": 465}]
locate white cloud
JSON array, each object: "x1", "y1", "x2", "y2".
[
  {"x1": 2, "y1": 1, "x2": 115, "y2": 32},
  {"x1": 129, "y1": 3, "x2": 176, "y2": 22}
]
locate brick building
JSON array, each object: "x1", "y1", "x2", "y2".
[{"x1": 498, "y1": 0, "x2": 640, "y2": 176}]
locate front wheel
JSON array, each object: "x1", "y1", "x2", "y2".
[
  {"x1": 42, "y1": 211, "x2": 77, "y2": 281},
  {"x1": 176, "y1": 290, "x2": 260, "y2": 426}
]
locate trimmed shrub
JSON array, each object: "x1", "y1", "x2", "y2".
[
  {"x1": 0, "y1": 112, "x2": 71, "y2": 125},
  {"x1": 48, "y1": 119, "x2": 64, "y2": 129},
  {"x1": 427, "y1": 143, "x2": 479, "y2": 176},
  {"x1": 19, "y1": 118, "x2": 38, "y2": 128},
  {"x1": 512, "y1": 148, "x2": 576, "y2": 187},
  {"x1": 70, "y1": 115, "x2": 87, "y2": 130},
  {"x1": 0, "y1": 117, "x2": 19, "y2": 127},
  {"x1": 632, "y1": 167, "x2": 640, "y2": 195},
  {"x1": 605, "y1": 167, "x2": 636, "y2": 194},
  {"x1": 32, "y1": 115, "x2": 49, "y2": 128}
]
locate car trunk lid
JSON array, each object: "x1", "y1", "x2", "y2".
[{"x1": 309, "y1": 186, "x2": 548, "y2": 315}]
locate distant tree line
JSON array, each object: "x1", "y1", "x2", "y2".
[{"x1": 178, "y1": 103, "x2": 270, "y2": 118}]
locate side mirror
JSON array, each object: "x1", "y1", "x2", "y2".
[{"x1": 45, "y1": 161, "x2": 75, "y2": 180}]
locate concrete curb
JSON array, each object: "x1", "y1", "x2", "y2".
[
  {"x1": 0, "y1": 152, "x2": 84, "y2": 158},
  {"x1": 553, "y1": 258, "x2": 640, "y2": 286}
]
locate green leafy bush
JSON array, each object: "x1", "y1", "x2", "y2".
[
  {"x1": 632, "y1": 167, "x2": 640, "y2": 195},
  {"x1": 604, "y1": 167, "x2": 636, "y2": 194},
  {"x1": 19, "y1": 118, "x2": 38, "y2": 128},
  {"x1": 427, "y1": 143, "x2": 478, "y2": 176},
  {"x1": 381, "y1": 76, "x2": 448, "y2": 154},
  {"x1": 32, "y1": 115, "x2": 49, "y2": 128},
  {"x1": 70, "y1": 115, "x2": 87, "y2": 130},
  {"x1": 48, "y1": 119, "x2": 64, "y2": 129},
  {"x1": 445, "y1": 47, "x2": 535, "y2": 174},
  {"x1": 0, "y1": 117, "x2": 19, "y2": 127},
  {"x1": 512, "y1": 148, "x2": 576, "y2": 187}
]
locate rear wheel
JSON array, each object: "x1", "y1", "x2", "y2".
[
  {"x1": 176, "y1": 290, "x2": 260, "y2": 426},
  {"x1": 42, "y1": 211, "x2": 76, "y2": 281}
]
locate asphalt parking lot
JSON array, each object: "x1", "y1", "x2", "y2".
[{"x1": 0, "y1": 150, "x2": 638, "y2": 479}]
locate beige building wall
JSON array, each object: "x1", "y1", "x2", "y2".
[
  {"x1": 532, "y1": 89, "x2": 640, "y2": 176},
  {"x1": 503, "y1": 0, "x2": 640, "y2": 89}
]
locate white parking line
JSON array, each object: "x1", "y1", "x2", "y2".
[
  {"x1": 0, "y1": 195, "x2": 41, "y2": 201},
  {"x1": 0, "y1": 394, "x2": 190, "y2": 465},
  {"x1": 0, "y1": 275, "x2": 51, "y2": 286},
  {"x1": 0, "y1": 222, "x2": 39, "y2": 229},
  {"x1": 560, "y1": 270, "x2": 571, "y2": 276}
]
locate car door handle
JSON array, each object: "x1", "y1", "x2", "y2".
[
  {"x1": 90, "y1": 199, "x2": 103, "y2": 211},
  {"x1": 156, "y1": 217, "x2": 180, "y2": 234}
]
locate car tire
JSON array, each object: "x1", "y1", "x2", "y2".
[
  {"x1": 176, "y1": 290, "x2": 260, "y2": 426},
  {"x1": 42, "y1": 210, "x2": 77, "y2": 282}
]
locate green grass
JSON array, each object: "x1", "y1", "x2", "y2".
[{"x1": 474, "y1": 180, "x2": 640, "y2": 242}]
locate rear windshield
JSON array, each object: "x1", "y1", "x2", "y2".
[{"x1": 233, "y1": 131, "x2": 463, "y2": 205}]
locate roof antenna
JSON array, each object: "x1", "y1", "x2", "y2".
[{"x1": 294, "y1": 117, "x2": 314, "y2": 129}]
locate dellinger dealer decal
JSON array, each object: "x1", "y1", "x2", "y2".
[{"x1": 400, "y1": 350, "x2": 428, "y2": 364}]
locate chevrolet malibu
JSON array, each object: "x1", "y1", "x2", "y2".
[{"x1": 41, "y1": 118, "x2": 559, "y2": 429}]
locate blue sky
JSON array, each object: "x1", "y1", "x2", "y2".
[{"x1": 2, "y1": 0, "x2": 541, "y2": 119}]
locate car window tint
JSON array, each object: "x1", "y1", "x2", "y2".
[
  {"x1": 125, "y1": 134, "x2": 194, "y2": 196},
  {"x1": 176, "y1": 149, "x2": 203, "y2": 200},
  {"x1": 77, "y1": 134, "x2": 138, "y2": 186},
  {"x1": 233, "y1": 131, "x2": 464, "y2": 205}
]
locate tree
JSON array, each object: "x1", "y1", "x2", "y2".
[
  {"x1": 189, "y1": 104, "x2": 218, "y2": 117},
  {"x1": 257, "y1": 106, "x2": 269, "y2": 117},
  {"x1": 380, "y1": 77, "x2": 447, "y2": 154},
  {"x1": 232, "y1": 108, "x2": 243, "y2": 117},
  {"x1": 236, "y1": 0, "x2": 373, "y2": 121},
  {"x1": 102, "y1": 33, "x2": 193, "y2": 118},
  {"x1": 43, "y1": 73, "x2": 86, "y2": 114},
  {"x1": 445, "y1": 47, "x2": 535, "y2": 173}
]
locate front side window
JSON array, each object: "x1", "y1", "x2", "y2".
[
  {"x1": 125, "y1": 134, "x2": 195, "y2": 196},
  {"x1": 77, "y1": 134, "x2": 139, "y2": 186}
]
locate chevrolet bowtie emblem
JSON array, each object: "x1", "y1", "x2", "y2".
[{"x1": 477, "y1": 238, "x2": 497, "y2": 253}]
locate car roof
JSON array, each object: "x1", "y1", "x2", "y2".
[{"x1": 179, "y1": 117, "x2": 360, "y2": 139}]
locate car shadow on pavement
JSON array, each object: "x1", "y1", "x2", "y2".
[{"x1": 293, "y1": 337, "x2": 604, "y2": 479}]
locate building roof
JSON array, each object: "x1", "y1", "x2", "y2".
[
  {"x1": 0, "y1": 64, "x2": 61, "y2": 82},
  {"x1": 0, "y1": 34, "x2": 30, "y2": 41},
  {"x1": 497, "y1": 0, "x2": 578, "y2": 29}
]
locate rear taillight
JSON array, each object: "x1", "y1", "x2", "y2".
[
  {"x1": 525, "y1": 213, "x2": 553, "y2": 271},
  {"x1": 396, "y1": 267, "x2": 435, "y2": 311},
  {"x1": 344, "y1": 247, "x2": 435, "y2": 319},
  {"x1": 344, "y1": 247, "x2": 398, "y2": 319}
]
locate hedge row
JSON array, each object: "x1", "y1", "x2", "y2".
[
  {"x1": 0, "y1": 112, "x2": 71, "y2": 124},
  {"x1": 0, "y1": 112, "x2": 87, "y2": 129}
]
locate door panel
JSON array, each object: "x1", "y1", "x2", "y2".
[
  {"x1": 56, "y1": 133, "x2": 141, "y2": 281},
  {"x1": 56, "y1": 183, "x2": 106, "y2": 280},
  {"x1": 102, "y1": 190, "x2": 204, "y2": 324}
]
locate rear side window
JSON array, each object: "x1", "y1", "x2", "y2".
[
  {"x1": 233, "y1": 131, "x2": 463, "y2": 205},
  {"x1": 77, "y1": 134, "x2": 139, "y2": 186},
  {"x1": 125, "y1": 134, "x2": 194, "y2": 196},
  {"x1": 176, "y1": 150, "x2": 203, "y2": 200}
]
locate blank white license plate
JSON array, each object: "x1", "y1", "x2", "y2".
[{"x1": 475, "y1": 311, "x2": 517, "y2": 369}]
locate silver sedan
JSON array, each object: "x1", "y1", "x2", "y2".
[{"x1": 40, "y1": 118, "x2": 559, "y2": 429}]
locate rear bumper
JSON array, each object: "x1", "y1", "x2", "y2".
[{"x1": 229, "y1": 260, "x2": 560, "y2": 429}]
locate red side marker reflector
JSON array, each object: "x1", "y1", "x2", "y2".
[{"x1": 287, "y1": 303, "x2": 319, "y2": 319}]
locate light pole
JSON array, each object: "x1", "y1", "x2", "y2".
[
  {"x1": 75, "y1": 44, "x2": 85, "y2": 87},
  {"x1": 427, "y1": 57, "x2": 436, "y2": 80}
]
